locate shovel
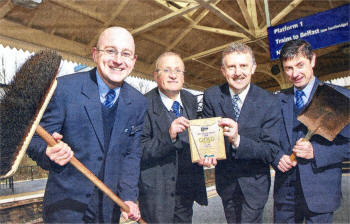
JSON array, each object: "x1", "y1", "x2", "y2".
[{"x1": 290, "y1": 84, "x2": 350, "y2": 162}]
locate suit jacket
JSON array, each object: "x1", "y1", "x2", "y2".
[
  {"x1": 27, "y1": 68, "x2": 147, "y2": 223},
  {"x1": 138, "y1": 88, "x2": 208, "y2": 223},
  {"x1": 202, "y1": 83, "x2": 281, "y2": 209},
  {"x1": 272, "y1": 78, "x2": 350, "y2": 213}
]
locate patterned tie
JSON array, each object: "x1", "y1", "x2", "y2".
[
  {"x1": 232, "y1": 94, "x2": 240, "y2": 121},
  {"x1": 295, "y1": 90, "x2": 305, "y2": 110},
  {"x1": 171, "y1": 101, "x2": 181, "y2": 118},
  {"x1": 104, "y1": 89, "x2": 116, "y2": 108}
]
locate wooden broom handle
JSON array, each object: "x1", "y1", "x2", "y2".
[{"x1": 36, "y1": 125, "x2": 146, "y2": 224}]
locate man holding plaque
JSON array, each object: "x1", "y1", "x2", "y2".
[
  {"x1": 202, "y1": 43, "x2": 281, "y2": 223},
  {"x1": 138, "y1": 52, "x2": 207, "y2": 223},
  {"x1": 272, "y1": 39, "x2": 350, "y2": 223}
]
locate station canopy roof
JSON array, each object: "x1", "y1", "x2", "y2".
[{"x1": 0, "y1": 0, "x2": 349, "y2": 91}]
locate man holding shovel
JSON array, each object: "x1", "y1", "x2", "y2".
[{"x1": 273, "y1": 39, "x2": 350, "y2": 223}]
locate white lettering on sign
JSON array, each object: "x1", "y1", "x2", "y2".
[
  {"x1": 274, "y1": 23, "x2": 299, "y2": 34},
  {"x1": 275, "y1": 36, "x2": 293, "y2": 44}
]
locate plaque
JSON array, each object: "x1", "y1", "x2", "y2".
[{"x1": 188, "y1": 117, "x2": 226, "y2": 163}]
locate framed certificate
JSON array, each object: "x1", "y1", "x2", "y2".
[{"x1": 188, "y1": 117, "x2": 226, "y2": 163}]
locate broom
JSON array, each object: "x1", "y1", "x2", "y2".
[{"x1": 0, "y1": 50, "x2": 145, "y2": 224}]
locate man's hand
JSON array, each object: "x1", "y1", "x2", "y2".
[
  {"x1": 169, "y1": 116, "x2": 190, "y2": 140},
  {"x1": 121, "y1": 201, "x2": 140, "y2": 221},
  {"x1": 278, "y1": 155, "x2": 297, "y2": 173},
  {"x1": 198, "y1": 157, "x2": 217, "y2": 168},
  {"x1": 218, "y1": 118, "x2": 240, "y2": 147},
  {"x1": 45, "y1": 132, "x2": 73, "y2": 166},
  {"x1": 293, "y1": 138, "x2": 314, "y2": 160}
]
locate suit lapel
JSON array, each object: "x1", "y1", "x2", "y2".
[
  {"x1": 281, "y1": 88, "x2": 294, "y2": 146},
  {"x1": 152, "y1": 89, "x2": 172, "y2": 134},
  {"x1": 238, "y1": 85, "x2": 262, "y2": 129},
  {"x1": 304, "y1": 77, "x2": 321, "y2": 108},
  {"x1": 82, "y1": 69, "x2": 104, "y2": 151},
  {"x1": 110, "y1": 83, "x2": 132, "y2": 149},
  {"x1": 219, "y1": 84, "x2": 235, "y2": 119},
  {"x1": 180, "y1": 90, "x2": 196, "y2": 120}
]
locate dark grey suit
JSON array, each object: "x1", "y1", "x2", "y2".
[
  {"x1": 139, "y1": 88, "x2": 208, "y2": 223},
  {"x1": 202, "y1": 83, "x2": 281, "y2": 223}
]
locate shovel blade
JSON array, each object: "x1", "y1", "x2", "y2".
[{"x1": 298, "y1": 84, "x2": 350, "y2": 141}]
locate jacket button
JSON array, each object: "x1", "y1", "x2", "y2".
[
  {"x1": 98, "y1": 157, "x2": 103, "y2": 161},
  {"x1": 171, "y1": 193, "x2": 175, "y2": 197},
  {"x1": 172, "y1": 177, "x2": 175, "y2": 181},
  {"x1": 86, "y1": 193, "x2": 91, "y2": 198}
]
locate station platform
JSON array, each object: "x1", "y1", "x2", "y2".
[{"x1": 1, "y1": 174, "x2": 349, "y2": 223}]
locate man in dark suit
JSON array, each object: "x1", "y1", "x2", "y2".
[
  {"x1": 27, "y1": 27, "x2": 147, "y2": 223},
  {"x1": 138, "y1": 52, "x2": 208, "y2": 223},
  {"x1": 272, "y1": 39, "x2": 350, "y2": 223},
  {"x1": 201, "y1": 43, "x2": 281, "y2": 223}
]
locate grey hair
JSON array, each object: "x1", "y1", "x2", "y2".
[
  {"x1": 221, "y1": 43, "x2": 256, "y2": 66},
  {"x1": 155, "y1": 52, "x2": 184, "y2": 71}
]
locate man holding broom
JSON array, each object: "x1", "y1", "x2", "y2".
[
  {"x1": 27, "y1": 27, "x2": 147, "y2": 223},
  {"x1": 272, "y1": 39, "x2": 350, "y2": 223}
]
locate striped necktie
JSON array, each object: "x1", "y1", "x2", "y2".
[
  {"x1": 295, "y1": 90, "x2": 305, "y2": 110},
  {"x1": 104, "y1": 89, "x2": 116, "y2": 108}
]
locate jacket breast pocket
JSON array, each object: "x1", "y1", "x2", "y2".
[{"x1": 123, "y1": 124, "x2": 143, "y2": 136}]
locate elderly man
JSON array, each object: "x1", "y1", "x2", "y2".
[
  {"x1": 27, "y1": 27, "x2": 147, "y2": 223},
  {"x1": 138, "y1": 52, "x2": 207, "y2": 223},
  {"x1": 272, "y1": 39, "x2": 350, "y2": 223},
  {"x1": 202, "y1": 43, "x2": 281, "y2": 223}
]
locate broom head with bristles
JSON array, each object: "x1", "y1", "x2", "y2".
[{"x1": 0, "y1": 50, "x2": 61, "y2": 178}]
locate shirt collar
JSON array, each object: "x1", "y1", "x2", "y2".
[
  {"x1": 158, "y1": 89, "x2": 183, "y2": 112},
  {"x1": 294, "y1": 76, "x2": 315, "y2": 103},
  {"x1": 229, "y1": 84, "x2": 250, "y2": 104},
  {"x1": 96, "y1": 70, "x2": 120, "y2": 103}
]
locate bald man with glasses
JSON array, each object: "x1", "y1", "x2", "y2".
[{"x1": 27, "y1": 27, "x2": 147, "y2": 223}]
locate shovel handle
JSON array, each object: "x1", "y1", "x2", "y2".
[
  {"x1": 289, "y1": 152, "x2": 297, "y2": 162},
  {"x1": 36, "y1": 125, "x2": 146, "y2": 224},
  {"x1": 289, "y1": 129, "x2": 314, "y2": 162}
]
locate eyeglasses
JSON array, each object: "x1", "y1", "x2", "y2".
[
  {"x1": 156, "y1": 68, "x2": 185, "y2": 76},
  {"x1": 97, "y1": 48, "x2": 134, "y2": 60}
]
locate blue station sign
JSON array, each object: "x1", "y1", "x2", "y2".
[{"x1": 268, "y1": 4, "x2": 350, "y2": 60}]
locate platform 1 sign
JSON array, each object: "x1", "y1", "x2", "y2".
[{"x1": 268, "y1": 4, "x2": 350, "y2": 60}]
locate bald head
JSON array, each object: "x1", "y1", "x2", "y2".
[
  {"x1": 96, "y1": 27, "x2": 135, "y2": 53},
  {"x1": 92, "y1": 26, "x2": 137, "y2": 88}
]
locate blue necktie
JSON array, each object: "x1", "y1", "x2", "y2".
[
  {"x1": 172, "y1": 101, "x2": 181, "y2": 118},
  {"x1": 232, "y1": 95, "x2": 240, "y2": 121},
  {"x1": 104, "y1": 89, "x2": 116, "y2": 108},
  {"x1": 295, "y1": 90, "x2": 305, "y2": 110}
]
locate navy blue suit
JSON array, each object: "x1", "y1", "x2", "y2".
[
  {"x1": 273, "y1": 78, "x2": 350, "y2": 222},
  {"x1": 203, "y1": 83, "x2": 281, "y2": 222},
  {"x1": 27, "y1": 68, "x2": 147, "y2": 223}
]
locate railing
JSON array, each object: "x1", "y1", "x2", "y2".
[
  {"x1": 0, "y1": 165, "x2": 47, "y2": 193},
  {"x1": 1, "y1": 160, "x2": 349, "y2": 194},
  {"x1": 0, "y1": 176, "x2": 14, "y2": 193}
]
